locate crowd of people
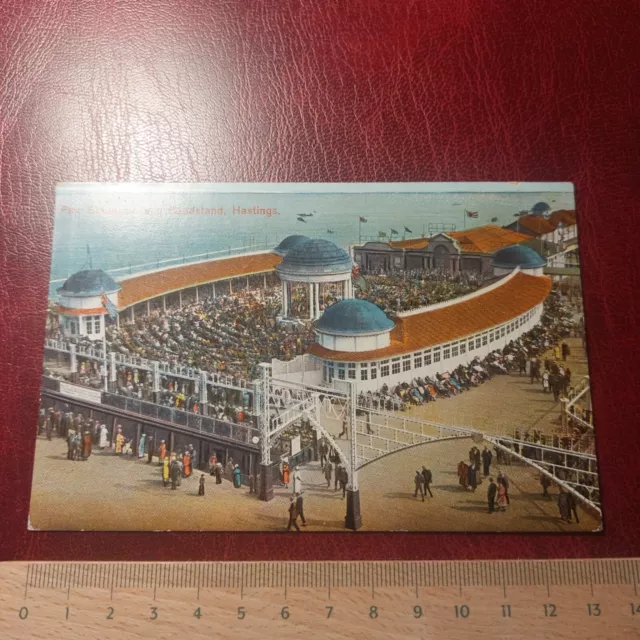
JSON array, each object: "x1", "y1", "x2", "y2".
[
  {"x1": 37, "y1": 404, "x2": 252, "y2": 493},
  {"x1": 107, "y1": 288, "x2": 316, "y2": 381},
  {"x1": 356, "y1": 269, "x2": 483, "y2": 316},
  {"x1": 357, "y1": 289, "x2": 579, "y2": 413}
]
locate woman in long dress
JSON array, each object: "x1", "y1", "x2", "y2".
[
  {"x1": 115, "y1": 427, "x2": 124, "y2": 454},
  {"x1": 162, "y1": 457, "x2": 170, "y2": 487},
  {"x1": 99, "y1": 424, "x2": 109, "y2": 449},
  {"x1": 497, "y1": 478, "x2": 508, "y2": 511},
  {"x1": 233, "y1": 464, "x2": 242, "y2": 488}
]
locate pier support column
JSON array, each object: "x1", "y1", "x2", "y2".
[
  {"x1": 345, "y1": 489, "x2": 362, "y2": 531},
  {"x1": 259, "y1": 464, "x2": 274, "y2": 501},
  {"x1": 152, "y1": 361, "x2": 161, "y2": 404},
  {"x1": 199, "y1": 370, "x2": 208, "y2": 414},
  {"x1": 69, "y1": 344, "x2": 77, "y2": 373}
]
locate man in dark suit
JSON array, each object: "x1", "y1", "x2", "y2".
[
  {"x1": 295, "y1": 492, "x2": 307, "y2": 526},
  {"x1": 414, "y1": 470, "x2": 425, "y2": 501},
  {"x1": 487, "y1": 478, "x2": 497, "y2": 513},
  {"x1": 421, "y1": 466, "x2": 433, "y2": 497},
  {"x1": 287, "y1": 497, "x2": 300, "y2": 531}
]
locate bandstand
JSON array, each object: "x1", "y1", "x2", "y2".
[{"x1": 275, "y1": 238, "x2": 354, "y2": 320}]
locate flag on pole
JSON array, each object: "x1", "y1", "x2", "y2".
[
  {"x1": 465, "y1": 210, "x2": 479, "y2": 219},
  {"x1": 404, "y1": 226, "x2": 412, "y2": 233},
  {"x1": 101, "y1": 293, "x2": 118, "y2": 319},
  {"x1": 390, "y1": 228, "x2": 399, "y2": 235},
  {"x1": 359, "y1": 216, "x2": 368, "y2": 223}
]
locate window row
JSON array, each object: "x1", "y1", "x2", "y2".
[{"x1": 322, "y1": 306, "x2": 539, "y2": 382}]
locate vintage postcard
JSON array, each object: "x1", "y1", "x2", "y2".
[{"x1": 30, "y1": 182, "x2": 599, "y2": 532}]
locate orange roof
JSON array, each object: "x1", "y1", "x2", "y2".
[
  {"x1": 308, "y1": 272, "x2": 551, "y2": 362},
  {"x1": 118, "y1": 253, "x2": 282, "y2": 308},
  {"x1": 516, "y1": 215, "x2": 556, "y2": 235},
  {"x1": 388, "y1": 225, "x2": 530, "y2": 254},
  {"x1": 549, "y1": 209, "x2": 577, "y2": 228},
  {"x1": 53, "y1": 306, "x2": 107, "y2": 316},
  {"x1": 448, "y1": 225, "x2": 530, "y2": 253}
]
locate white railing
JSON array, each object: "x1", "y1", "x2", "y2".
[{"x1": 45, "y1": 337, "x2": 253, "y2": 393}]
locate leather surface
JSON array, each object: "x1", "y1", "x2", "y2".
[{"x1": 1, "y1": 0, "x2": 639, "y2": 561}]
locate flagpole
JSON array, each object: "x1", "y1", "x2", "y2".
[{"x1": 359, "y1": 218, "x2": 361, "y2": 244}]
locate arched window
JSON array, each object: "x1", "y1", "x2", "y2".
[{"x1": 433, "y1": 245, "x2": 449, "y2": 269}]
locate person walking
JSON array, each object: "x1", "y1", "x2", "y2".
[
  {"x1": 339, "y1": 466, "x2": 348, "y2": 499},
  {"x1": 295, "y1": 492, "x2": 307, "y2": 526},
  {"x1": 568, "y1": 492, "x2": 580, "y2": 524},
  {"x1": 487, "y1": 478, "x2": 497, "y2": 514},
  {"x1": 292, "y1": 467, "x2": 303, "y2": 495},
  {"x1": 115, "y1": 427, "x2": 124, "y2": 455},
  {"x1": 324, "y1": 460, "x2": 333, "y2": 488},
  {"x1": 282, "y1": 462, "x2": 290, "y2": 488},
  {"x1": 542, "y1": 370, "x2": 550, "y2": 394},
  {"x1": 497, "y1": 470, "x2": 510, "y2": 505},
  {"x1": 183, "y1": 450, "x2": 191, "y2": 478},
  {"x1": 481, "y1": 447, "x2": 492, "y2": 476},
  {"x1": 170, "y1": 458, "x2": 180, "y2": 490},
  {"x1": 215, "y1": 461, "x2": 223, "y2": 484},
  {"x1": 287, "y1": 497, "x2": 300, "y2": 532},
  {"x1": 421, "y1": 466, "x2": 433, "y2": 497},
  {"x1": 558, "y1": 490, "x2": 571, "y2": 522},
  {"x1": 233, "y1": 463, "x2": 242, "y2": 488},
  {"x1": 198, "y1": 474, "x2": 205, "y2": 496},
  {"x1": 159, "y1": 440, "x2": 167, "y2": 464},
  {"x1": 541, "y1": 474, "x2": 552, "y2": 498},
  {"x1": 497, "y1": 477, "x2": 508, "y2": 511},
  {"x1": 138, "y1": 432, "x2": 146, "y2": 459},
  {"x1": 334, "y1": 463, "x2": 342, "y2": 492},
  {"x1": 147, "y1": 436, "x2": 154, "y2": 464},
  {"x1": 162, "y1": 456, "x2": 170, "y2": 487},
  {"x1": 337, "y1": 419, "x2": 348, "y2": 439},
  {"x1": 99, "y1": 424, "x2": 109, "y2": 450},
  {"x1": 319, "y1": 441, "x2": 327, "y2": 469},
  {"x1": 414, "y1": 470, "x2": 425, "y2": 501},
  {"x1": 467, "y1": 462, "x2": 478, "y2": 492}
]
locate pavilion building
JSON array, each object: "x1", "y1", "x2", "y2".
[
  {"x1": 275, "y1": 238, "x2": 354, "y2": 320},
  {"x1": 54, "y1": 270, "x2": 121, "y2": 340}
]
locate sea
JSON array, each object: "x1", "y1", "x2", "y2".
[{"x1": 50, "y1": 184, "x2": 575, "y2": 297}]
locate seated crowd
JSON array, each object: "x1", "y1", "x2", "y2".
[
  {"x1": 356, "y1": 269, "x2": 483, "y2": 316},
  {"x1": 108, "y1": 288, "x2": 316, "y2": 380}
]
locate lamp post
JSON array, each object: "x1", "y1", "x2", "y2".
[
  {"x1": 258, "y1": 363, "x2": 274, "y2": 501},
  {"x1": 345, "y1": 380, "x2": 362, "y2": 530}
]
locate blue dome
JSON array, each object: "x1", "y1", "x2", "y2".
[
  {"x1": 57, "y1": 269, "x2": 121, "y2": 296},
  {"x1": 277, "y1": 239, "x2": 352, "y2": 275},
  {"x1": 273, "y1": 235, "x2": 309, "y2": 256},
  {"x1": 491, "y1": 245, "x2": 546, "y2": 269},
  {"x1": 315, "y1": 299, "x2": 394, "y2": 335}
]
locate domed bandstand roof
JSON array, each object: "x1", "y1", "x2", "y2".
[
  {"x1": 57, "y1": 269, "x2": 121, "y2": 296},
  {"x1": 273, "y1": 235, "x2": 309, "y2": 256},
  {"x1": 315, "y1": 299, "x2": 394, "y2": 335},
  {"x1": 491, "y1": 245, "x2": 546, "y2": 269},
  {"x1": 276, "y1": 238, "x2": 352, "y2": 278}
]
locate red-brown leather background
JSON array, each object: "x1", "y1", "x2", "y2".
[{"x1": 1, "y1": 0, "x2": 639, "y2": 562}]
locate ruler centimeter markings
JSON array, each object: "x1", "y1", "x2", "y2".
[{"x1": 1, "y1": 560, "x2": 640, "y2": 639}]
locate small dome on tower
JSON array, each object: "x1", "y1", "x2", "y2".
[
  {"x1": 315, "y1": 299, "x2": 394, "y2": 335},
  {"x1": 531, "y1": 201, "x2": 551, "y2": 216},
  {"x1": 273, "y1": 235, "x2": 309, "y2": 256},
  {"x1": 491, "y1": 245, "x2": 546, "y2": 270},
  {"x1": 57, "y1": 269, "x2": 121, "y2": 296}
]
